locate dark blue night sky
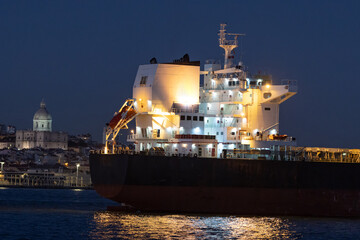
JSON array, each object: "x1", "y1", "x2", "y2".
[{"x1": 1, "y1": 0, "x2": 360, "y2": 148}]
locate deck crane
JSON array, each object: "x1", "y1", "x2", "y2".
[{"x1": 105, "y1": 99, "x2": 138, "y2": 154}]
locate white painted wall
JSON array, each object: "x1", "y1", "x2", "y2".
[{"x1": 133, "y1": 63, "x2": 200, "y2": 112}]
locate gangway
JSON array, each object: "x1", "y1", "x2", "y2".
[{"x1": 105, "y1": 99, "x2": 138, "y2": 154}]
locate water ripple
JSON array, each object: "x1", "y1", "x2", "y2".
[{"x1": 0, "y1": 188, "x2": 359, "y2": 239}]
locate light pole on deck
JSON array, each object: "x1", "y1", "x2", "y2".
[{"x1": 76, "y1": 163, "x2": 80, "y2": 187}]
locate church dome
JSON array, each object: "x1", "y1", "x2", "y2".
[{"x1": 33, "y1": 100, "x2": 52, "y2": 121}]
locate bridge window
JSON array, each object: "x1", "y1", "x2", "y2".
[
  {"x1": 265, "y1": 107, "x2": 271, "y2": 111},
  {"x1": 140, "y1": 76, "x2": 147, "y2": 86},
  {"x1": 180, "y1": 115, "x2": 185, "y2": 120}
]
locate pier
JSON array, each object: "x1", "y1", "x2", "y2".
[{"x1": 0, "y1": 171, "x2": 92, "y2": 189}]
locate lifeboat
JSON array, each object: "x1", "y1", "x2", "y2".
[
  {"x1": 269, "y1": 134, "x2": 288, "y2": 140},
  {"x1": 109, "y1": 106, "x2": 137, "y2": 129}
]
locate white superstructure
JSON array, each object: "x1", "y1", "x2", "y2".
[{"x1": 122, "y1": 24, "x2": 297, "y2": 158}]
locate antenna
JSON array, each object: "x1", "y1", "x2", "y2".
[{"x1": 218, "y1": 24, "x2": 245, "y2": 69}]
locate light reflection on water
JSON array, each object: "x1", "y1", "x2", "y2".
[
  {"x1": 1, "y1": 188, "x2": 360, "y2": 239},
  {"x1": 90, "y1": 212, "x2": 300, "y2": 239}
]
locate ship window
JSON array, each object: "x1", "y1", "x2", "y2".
[
  {"x1": 157, "y1": 129, "x2": 160, "y2": 138},
  {"x1": 187, "y1": 116, "x2": 191, "y2": 120},
  {"x1": 216, "y1": 132, "x2": 219, "y2": 135},
  {"x1": 221, "y1": 132, "x2": 224, "y2": 135},
  {"x1": 236, "y1": 81, "x2": 240, "y2": 85},
  {"x1": 265, "y1": 107, "x2": 271, "y2": 111},
  {"x1": 231, "y1": 132, "x2": 235, "y2": 135},
  {"x1": 180, "y1": 115, "x2": 185, "y2": 120},
  {"x1": 263, "y1": 93, "x2": 272, "y2": 99},
  {"x1": 193, "y1": 116, "x2": 198, "y2": 121},
  {"x1": 140, "y1": 76, "x2": 147, "y2": 86},
  {"x1": 141, "y1": 128, "x2": 147, "y2": 137},
  {"x1": 199, "y1": 116, "x2": 204, "y2": 121}
]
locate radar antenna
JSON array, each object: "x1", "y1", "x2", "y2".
[{"x1": 218, "y1": 24, "x2": 245, "y2": 69}]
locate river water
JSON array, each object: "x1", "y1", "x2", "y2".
[{"x1": 0, "y1": 188, "x2": 359, "y2": 239}]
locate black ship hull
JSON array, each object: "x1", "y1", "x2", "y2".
[{"x1": 89, "y1": 154, "x2": 360, "y2": 217}]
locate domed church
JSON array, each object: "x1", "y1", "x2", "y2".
[
  {"x1": 16, "y1": 100, "x2": 68, "y2": 150},
  {"x1": 33, "y1": 100, "x2": 52, "y2": 132}
]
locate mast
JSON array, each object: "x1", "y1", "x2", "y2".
[{"x1": 218, "y1": 24, "x2": 245, "y2": 69}]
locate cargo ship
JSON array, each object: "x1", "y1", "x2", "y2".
[{"x1": 90, "y1": 24, "x2": 360, "y2": 217}]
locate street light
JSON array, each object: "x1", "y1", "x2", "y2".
[
  {"x1": 0, "y1": 162, "x2": 4, "y2": 172},
  {"x1": 76, "y1": 163, "x2": 80, "y2": 187}
]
